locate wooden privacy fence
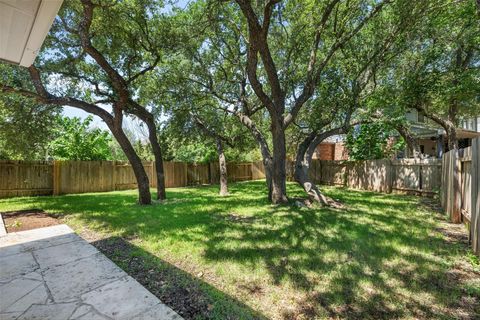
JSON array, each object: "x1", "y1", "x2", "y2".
[
  {"x1": 0, "y1": 158, "x2": 441, "y2": 198},
  {"x1": 0, "y1": 160, "x2": 264, "y2": 198},
  {"x1": 441, "y1": 137, "x2": 480, "y2": 254},
  {"x1": 305, "y1": 158, "x2": 442, "y2": 194},
  {"x1": 0, "y1": 161, "x2": 53, "y2": 198}
]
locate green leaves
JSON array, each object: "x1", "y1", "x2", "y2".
[
  {"x1": 0, "y1": 95, "x2": 60, "y2": 160},
  {"x1": 48, "y1": 116, "x2": 113, "y2": 160},
  {"x1": 345, "y1": 123, "x2": 404, "y2": 160}
]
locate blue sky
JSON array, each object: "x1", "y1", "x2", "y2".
[{"x1": 62, "y1": 106, "x2": 108, "y2": 127}]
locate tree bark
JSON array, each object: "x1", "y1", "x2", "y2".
[
  {"x1": 271, "y1": 121, "x2": 288, "y2": 204},
  {"x1": 110, "y1": 124, "x2": 151, "y2": 205},
  {"x1": 294, "y1": 132, "x2": 330, "y2": 205},
  {"x1": 123, "y1": 102, "x2": 166, "y2": 201},
  {"x1": 235, "y1": 112, "x2": 273, "y2": 200},
  {"x1": 447, "y1": 103, "x2": 459, "y2": 150},
  {"x1": 446, "y1": 125, "x2": 459, "y2": 151},
  {"x1": 145, "y1": 117, "x2": 166, "y2": 200},
  {"x1": 294, "y1": 127, "x2": 345, "y2": 205},
  {"x1": 396, "y1": 124, "x2": 421, "y2": 158},
  {"x1": 216, "y1": 138, "x2": 229, "y2": 196},
  {"x1": 264, "y1": 157, "x2": 273, "y2": 201}
]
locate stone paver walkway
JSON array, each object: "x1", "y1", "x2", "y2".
[{"x1": 0, "y1": 225, "x2": 182, "y2": 320}]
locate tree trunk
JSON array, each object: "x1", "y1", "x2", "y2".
[
  {"x1": 446, "y1": 125, "x2": 459, "y2": 151},
  {"x1": 271, "y1": 121, "x2": 288, "y2": 204},
  {"x1": 236, "y1": 112, "x2": 274, "y2": 200},
  {"x1": 446, "y1": 103, "x2": 459, "y2": 151},
  {"x1": 145, "y1": 117, "x2": 166, "y2": 200},
  {"x1": 110, "y1": 125, "x2": 151, "y2": 205},
  {"x1": 264, "y1": 158, "x2": 273, "y2": 201},
  {"x1": 216, "y1": 138, "x2": 229, "y2": 196},
  {"x1": 294, "y1": 127, "x2": 347, "y2": 206},
  {"x1": 294, "y1": 158, "x2": 330, "y2": 206},
  {"x1": 396, "y1": 124, "x2": 421, "y2": 158}
]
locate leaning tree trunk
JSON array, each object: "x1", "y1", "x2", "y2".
[
  {"x1": 294, "y1": 127, "x2": 347, "y2": 206},
  {"x1": 294, "y1": 132, "x2": 330, "y2": 205},
  {"x1": 397, "y1": 124, "x2": 421, "y2": 158},
  {"x1": 294, "y1": 161, "x2": 330, "y2": 205},
  {"x1": 270, "y1": 121, "x2": 288, "y2": 204},
  {"x1": 236, "y1": 112, "x2": 273, "y2": 200},
  {"x1": 216, "y1": 138, "x2": 229, "y2": 196},
  {"x1": 110, "y1": 125, "x2": 151, "y2": 205},
  {"x1": 126, "y1": 106, "x2": 166, "y2": 201},
  {"x1": 145, "y1": 117, "x2": 166, "y2": 200}
]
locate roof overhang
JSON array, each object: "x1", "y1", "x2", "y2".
[
  {"x1": 0, "y1": 0, "x2": 63, "y2": 67},
  {"x1": 457, "y1": 129, "x2": 480, "y2": 139}
]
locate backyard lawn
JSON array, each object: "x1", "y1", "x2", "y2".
[{"x1": 0, "y1": 181, "x2": 479, "y2": 319}]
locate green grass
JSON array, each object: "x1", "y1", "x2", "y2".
[{"x1": 0, "y1": 181, "x2": 478, "y2": 319}]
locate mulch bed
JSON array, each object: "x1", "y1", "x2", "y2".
[{"x1": 1, "y1": 209, "x2": 61, "y2": 233}]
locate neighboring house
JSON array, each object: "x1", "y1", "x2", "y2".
[
  {"x1": 312, "y1": 111, "x2": 480, "y2": 160},
  {"x1": 312, "y1": 135, "x2": 349, "y2": 160},
  {"x1": 402, "y1": 109, "x2": 480, "y2": 158}
]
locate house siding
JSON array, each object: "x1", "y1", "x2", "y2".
[{"x1": 315, "y1": 143, "x2": 348, "y2": 160}]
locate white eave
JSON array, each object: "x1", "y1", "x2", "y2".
[{"x1": 0, "y1": 0, "x2": 63, "y2": 67}]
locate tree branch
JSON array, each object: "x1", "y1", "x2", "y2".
[{"x1": 285, "y1": 0, "x2": 390, "y2": 127}]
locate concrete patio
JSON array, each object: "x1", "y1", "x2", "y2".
[{"x1": 0, "y1": 224, "x2": 181, "y2": 320}]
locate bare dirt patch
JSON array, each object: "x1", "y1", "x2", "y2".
[
  {"x1": 90, "y1": 236, "x2": 215, "y2": 319},
  {"x1": 1, "y1": 209, "x2": 61, "y2": 233}
]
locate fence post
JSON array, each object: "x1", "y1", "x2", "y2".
[
  {"x1": 184, "y1": 162, "x2": 188, "y2": 187},
  {"x1": 386, "y1": 160, "x2": 393, "y2": 194},
  {"x1": 52, "y1": 160, "x2": 60, "y2": 195},
  {"x1": 208, "y1": 162, "x2": 212, "y2": 184},
  {"x1": 452, "y1": 150, "x2": 462, "y2": 223},
  {"x1": 111, "y1": 161, "x2": 116, "y2": 191},
  {"x1": 418, "y1": 161, "x2": 423, "y2": 193},
  {"x1": 14, "y1": 161, "x2": 19, "y2": 197}
]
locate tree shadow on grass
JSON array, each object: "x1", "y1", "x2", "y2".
[
  {"x1": 200, "y1": 184, "x2": 479, "y2": 319},
  {"x1": 91, "y1": 236, "x2": 267, "y2": 320}
]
